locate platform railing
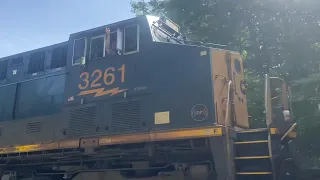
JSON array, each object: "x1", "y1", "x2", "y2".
[
  {"x1": 265, "y1": 74, "x2": 278, "y2": 180},
  {"x1": 265, "y1": 74, "x2": 294, "y2": 180},
  {"x1": 265, "y1": 74, "x2": 273, "y2": 127},
  {"x1": 281, "y1": 123, "x2": 297, "y2": 141},
  {"x1": 264, "y1": 74, "x2": 293, "y2": 128}
]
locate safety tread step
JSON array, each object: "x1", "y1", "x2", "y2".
[
  {"x1": 236, "y1": 172, "x2": 272, "y2": 175},
  {"x1": 234, "y1": 156, "x2": 270, "y2": 160},
  {"x1": 234, "y1": 140, "x2": 268, "y2": 144}
]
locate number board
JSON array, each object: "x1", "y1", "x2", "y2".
[{"x1": 77, "y1": 64, "x2": 127, "y2": 97}]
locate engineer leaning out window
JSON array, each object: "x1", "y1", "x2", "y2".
[{"x1": 105, "y1": 28, "x2": 117, "y2": 56}]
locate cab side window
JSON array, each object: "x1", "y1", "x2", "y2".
[
  {"x1": 72, "y1": 38, "x2": 87, "y2": 65},
  {"x1": 28, "y1": 51, "x2": 45, "y2": 74},
  {"x1": 124, "y1": 25, "x2": 139, "y2": 54},
  {"x1": 90, "y1": 35, "x2": 105, "y2": 59},
  {"x1": 90, "y1": 31, "x2": 118, "y2": 59},
  {"x1": 51, "y1": 45, "x2": 67, "y2": 69},
  {"x1": 105, "y1": 32, "x2": 118, "y2": 56}
]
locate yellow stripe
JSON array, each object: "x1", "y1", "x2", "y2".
[
  {"x1": 235, "y1": 140, "x2": 268, "y2": 144},
  {"x1": 0, "y1": 143, "x2": 60, "y2": 154},
  {"x1": 0, "y1": 127, "x2": 223, "y2": 154},
  {"x1": 100, "y1": 127, "x2": 223, "y2": 145},
  {"x1": 236, "y1": 172, "x2": 272, "y2": 175},
  {"x1": 235, "y1": 156, "x2": 270, "y2": 160},
  {"x1": 0, "y1": 139, "x2": 80, "y2": 154}
]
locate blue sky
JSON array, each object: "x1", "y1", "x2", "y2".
[{"x1": 0, "y1": 0, "x2": 134, "y2": 57}]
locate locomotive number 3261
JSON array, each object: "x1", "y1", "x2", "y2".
[{"x1": 78, "y1": 64, "x2": 126, "y2": 90}]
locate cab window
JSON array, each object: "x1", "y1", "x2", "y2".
[
  {"x1": 28, "y1": 51, "x2": 45, "y2": 74},
  {"x1": 90, "y1": 35, "x2": 105, "y2": 59},
  {"x1": 105, "y1": 30, "x2": 119, "y2": 56},
  {"x1": 51, "y1": 45, "x2": 67, "y2": 69},
  {"x1": 124, "y1": 25, "x2": 139, "y2": 54},
  {"x1": 72, "y1": 38, "x2": 87, "y2": 65}
]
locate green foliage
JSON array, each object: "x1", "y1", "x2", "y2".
[{"x1": 131, "y1": 0, "x2": 320, "y2": 161}]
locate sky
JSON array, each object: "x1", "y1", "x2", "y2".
[{"x1": 0, "y1": 0, "x2": 134, "y2": 57}]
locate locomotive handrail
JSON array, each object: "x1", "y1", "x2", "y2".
[
  {"x1": 224, "y1": 80, "x2": 233, "y2": 180},
  {"x1": 225, "y1": 81, "x2": 232, "y2": 128},
  {"x1": 265, "y1": 74, "x2": 272, "y2": 126},
  {"x1": 269, "y1": 76, "x2": 293, "y2": 118},
  {"x1": 281, "y1": 123, "x2": 297, "y2": 141}
]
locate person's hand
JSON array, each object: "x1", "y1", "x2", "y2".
[{"x1": 106, "y1": 28, "x2": 111, "y2": 35}]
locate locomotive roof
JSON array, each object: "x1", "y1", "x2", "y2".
[
  {"x1": 0, "y1": 41, "x2": 68, "y2": 62},
  {"x1": 0, "y1": 15, "x2": 154, "y2": 61}
]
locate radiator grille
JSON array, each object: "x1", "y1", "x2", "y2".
[
  {"x1": 68, "y1": 105, "x2": 96, "y2": 137},
  {"x1": 26, "y1": 122, "x2": 42, "y2": 133},
  {"x1": 111, "y1": 100, "x2": 141, "y2": 133}
]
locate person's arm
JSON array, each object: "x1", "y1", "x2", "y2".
[{"x1": 105, "y1": 28, "x2": 111, "y2": 55}]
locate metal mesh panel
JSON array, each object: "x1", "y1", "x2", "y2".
[
  {"x1": 111, "y1": 100, "x2": 141, "y2": 133},
  {"x1": 67, "y1": 105, "x2": 96, "y2": 137}
]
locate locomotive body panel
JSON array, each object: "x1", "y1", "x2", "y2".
[
  {"x1": 0, "y1": 15, "x2": 249, "y2": 153},
  {"x1": 64, "y1": 43, "x2": 216, "y2": 138}
]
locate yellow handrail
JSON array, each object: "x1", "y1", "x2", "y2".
[
  {"x1": 224, "y1": 80, "x2": 232, "y2": 180},
  {"x1": 224, "y1": 81, "x2": 232, "y2": 127},
  {"x1": 281, "y1": 123, "x2": 297, "y2": 141}
]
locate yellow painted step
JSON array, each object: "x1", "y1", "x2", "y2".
[
  {"x1": 234, "y1": 140, "x2": 268, "y2": 144},
  {"x1": 236, "y1": 172, "x2": 272, "y2": 175},
  {"x1": 238, "y1": 128, "x2": 268, "y2": 133},
  {"x1": 234, "y1": 156, "x2": 270, "y2": 160}
]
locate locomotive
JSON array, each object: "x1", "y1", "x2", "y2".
[{"x1": 0, "y1": 15, "x2": 297, "y2": 180}]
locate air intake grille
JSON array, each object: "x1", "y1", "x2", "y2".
[
  {"x1": 68, "y1": 105, "x2": 96, "y2": 137},
  {"x1": 26, "y1": 122, "x2": 42, "y2": 133},
  {"x1": 111, "y1": 100, "x2": 141, "y2": 133}
]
